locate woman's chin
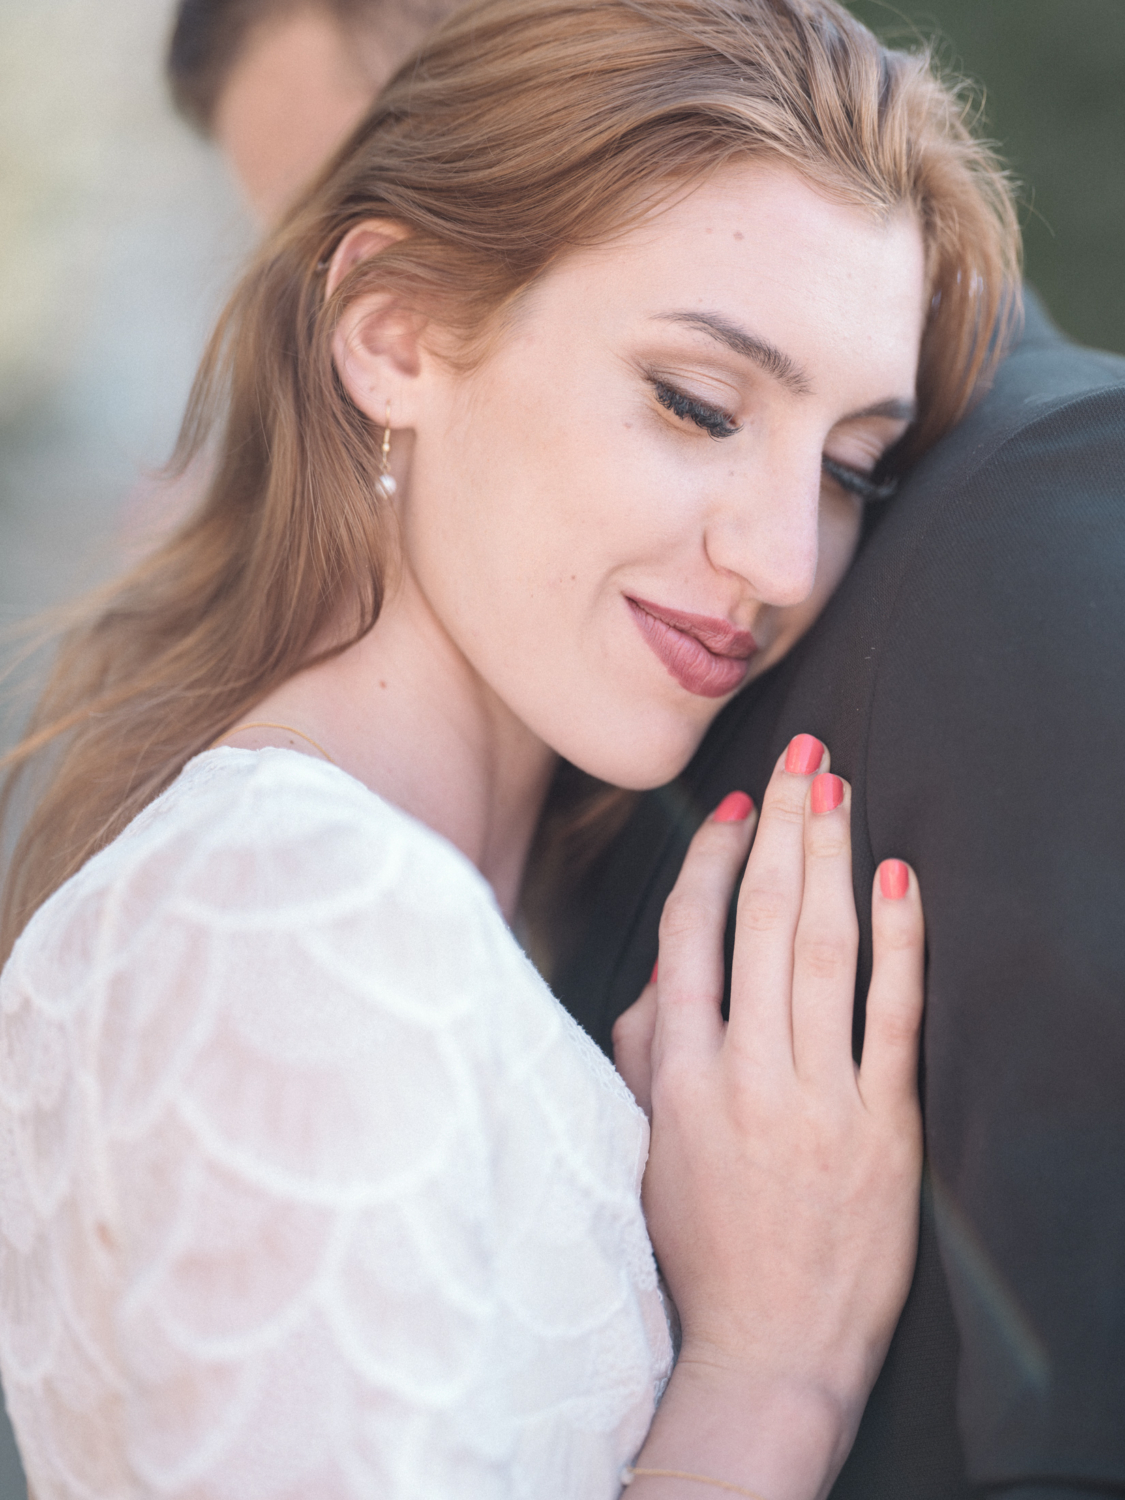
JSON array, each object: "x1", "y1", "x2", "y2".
[{"x1": 553, "y1": 717, "x2": 712, "y2": 793}]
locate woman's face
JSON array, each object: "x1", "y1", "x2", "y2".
[{"x1": 393, "y1": 160, "x2": 927, "y2": 788}]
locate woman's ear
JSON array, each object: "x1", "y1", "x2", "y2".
[
  {"x1": 325, "y1": 220, "x2": 404, "y2": 300},
  {"x1": 327, "y1": 219, "x2": 426, "y2": 426}
]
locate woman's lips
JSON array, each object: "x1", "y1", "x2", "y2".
[{"x1": 626, "y1": 596, "x2": 757, "y2": 699}]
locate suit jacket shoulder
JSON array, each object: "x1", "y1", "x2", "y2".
[{"x1": 556, "y1": 298, "x2": 1125, "y2": 1498}]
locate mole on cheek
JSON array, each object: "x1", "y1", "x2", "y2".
[{"x1": 734, "y1": 231, "x2": 744, "y2": 241}]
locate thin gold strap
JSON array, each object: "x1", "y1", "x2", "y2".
[
  {"x1": 210, "y1": 721, "x2": 337, "y2": 765},
  {"x1": 621, "y1": 1468, "x2": 768, "y2": 1499}
]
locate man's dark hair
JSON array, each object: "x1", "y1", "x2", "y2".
[{"x1": 166, "y1": 0, "x2": 445, "y2": 135}]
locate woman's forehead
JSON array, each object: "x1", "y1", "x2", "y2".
[{"x1": 510, "y1": 162, "x2": 926, "y2": 380}]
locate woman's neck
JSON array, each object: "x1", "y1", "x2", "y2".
[{"x1": 241, "y1": 577, "x2": 558, "y2": 921}]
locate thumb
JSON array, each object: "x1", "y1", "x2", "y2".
[{"x1": 613, "y1": 978, "x2": 658, "y2": 1119}]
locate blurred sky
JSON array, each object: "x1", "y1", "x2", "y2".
[{"x1": 0, "y1": 0, "x2": 1121, "y2": 1490}]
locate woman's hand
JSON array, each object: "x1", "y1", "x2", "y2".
[{"x1": 614, "y1": 735, "x2": 924, "y2": 1500}]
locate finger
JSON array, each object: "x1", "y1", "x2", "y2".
[
  {"x1": 790, "y1": 772, "x2": 859, "y2": 1085},
  {"x1": 613, "y1": 982, "x2": 657, "y2": 1118},
  {"x1": 728, "y1": 733, "x2": 829, "y2": 1061},
  {"x1": 858, "y1": 860, "x2": 925, "y2": 1113},
  {"x1": 654, "y1": 791, "x2": 757, "y2": 1065}
]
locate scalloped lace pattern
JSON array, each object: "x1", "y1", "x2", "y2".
[{"x1": 0, "y1": 749, "x2": 671, "y2": 1498}]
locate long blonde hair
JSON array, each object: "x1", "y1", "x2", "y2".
[{"x1": 1, "y1": 0, "x2": 1020, "y2": 961}]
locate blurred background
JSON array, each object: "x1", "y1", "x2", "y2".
[
  {"x1": 0, "y1": 0, "x2": 251, "y2": 721},
  {"x1": 0, "y1": 0, "x2": 1122, "y2": 1492},
  {"x1": 847, "y1": 0, "x2": 1125, "y2": 355}
]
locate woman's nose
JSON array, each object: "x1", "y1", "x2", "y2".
[{"x1": 704, "y1": 461, "x2": 822, "y2": 607}]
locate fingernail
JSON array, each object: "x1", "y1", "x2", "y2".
[
  {"x1": 649, "y1": 961, "x2": 659, "y2": 985},
  {"x1": 810, "y1": 772, "x2": 844, "y2": 815},
  {"x1": 879, "y1": 859, "x2": 909, "y2": 899},
  {"x1": 785, "y1": 734, "x2": 824, "y2": 776},
  {"x1": 713, "y1": 790, "x2": 755, "y2": 823}
]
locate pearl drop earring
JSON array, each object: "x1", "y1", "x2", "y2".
[{"x1": 374, "y1": 402, "x2": 397, "y2": 500}]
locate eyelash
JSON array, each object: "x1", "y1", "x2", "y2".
[
  {"x1": 821, "y1": 457, "x2": 898, "y2": 504},
  {"x1": 651, "y1": 379, "x2": 740, "y2": 439},
  {"x1": 651, "y1": 378, "x2": 898, "y2": 503}
]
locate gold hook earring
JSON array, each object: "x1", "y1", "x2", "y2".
[{"x1": 374, "y1": 402, "x2": 397, "y2": 500}]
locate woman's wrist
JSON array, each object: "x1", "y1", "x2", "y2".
[{"x1": 628, "y1": 1350, "x2": 858, "y2": 1500}]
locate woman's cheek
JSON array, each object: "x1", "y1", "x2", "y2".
[{"x1": 817, "y1": 488, "x2": 865, "y2": 594}]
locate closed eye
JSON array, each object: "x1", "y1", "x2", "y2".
[
  {"x1": 821, "y1": 456, "x2": 898, "y2": 503},
  {"x1": 650, "y1": 379, "x2": 740, "y2": 439},
  {"x1": 649, "y1": 373, "x2": 897, "y2": 495}
]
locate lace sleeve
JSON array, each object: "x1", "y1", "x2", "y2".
[{"x1": 0, "y1": 752, "x2": 670, "y2": 1500}]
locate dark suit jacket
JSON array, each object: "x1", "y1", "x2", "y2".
[{"x1": 555, "y1": 295, "x2": 1125, "y2": 1499}]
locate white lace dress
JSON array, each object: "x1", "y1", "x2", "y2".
[{"x1": 0, "y1": 748, "x2": 672, "y2": 1499}]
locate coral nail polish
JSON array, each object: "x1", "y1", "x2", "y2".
[
  {"x1": 649, "y1": 961, "x2": 659, "y2": 985},
  {"x1": 879, "y1": 859, "x2": 910, "y2": 899},
  {"x1": 713, "y1": 790, "x2": 755, "y2": 823},
  {"x1": 810, "y1": 773, "x2": 844, "y2": 814},
  {"x1": 785, "y1": 734, "x2": 824, "y2": 775}
]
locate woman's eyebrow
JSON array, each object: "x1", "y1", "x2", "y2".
[
  {"x1": 655, "y1": 310, "x2": 813, "y2": 395},
  {"x1": 654, "y1": 313, "x2": 917, "y2": 424}
]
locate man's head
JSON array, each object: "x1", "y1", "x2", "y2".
[{"x1": 167, "y1": 0, "x2": 461, "y2": 222}]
